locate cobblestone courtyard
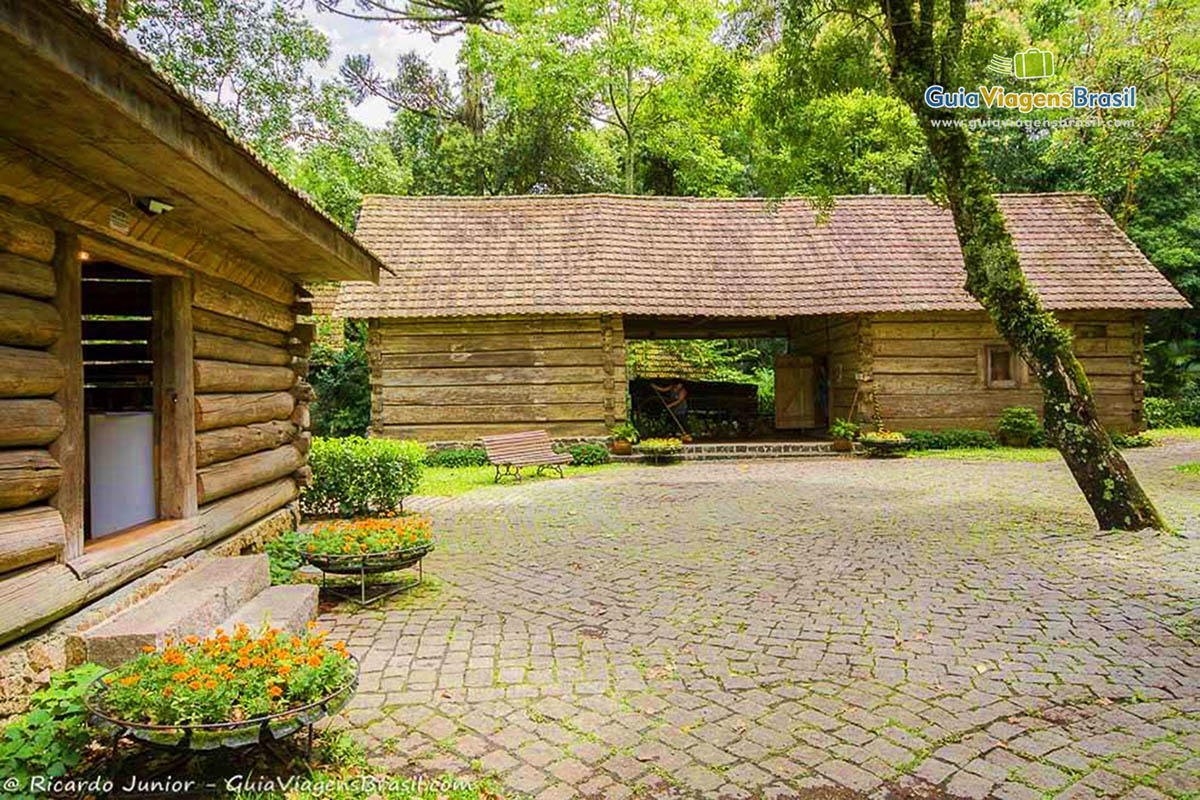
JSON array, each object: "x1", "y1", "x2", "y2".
[{"x1": 321, "y1": 442, "x2": 1200, "y2": 799}]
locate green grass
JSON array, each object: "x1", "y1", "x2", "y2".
[
  {"x1": 907, "y1": 446, "x2": 1062, "y2": 462},
  {"x1": 1146, "y1": 426, "x2": 1200, "y2": 442},
  {"x1": 417, "y1": 463, "x2": 624, "y2": 497},
  {"x1": 1174, "y1": 462, "x2": 1200, "y2": 475}
]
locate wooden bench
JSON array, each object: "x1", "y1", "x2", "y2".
[{"x1": 481, "y1": 430, "x2": 572, "y2": 483}]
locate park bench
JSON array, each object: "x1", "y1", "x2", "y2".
[{"x1": 481, "y1": 430, "x2": 572, "y2": 483}]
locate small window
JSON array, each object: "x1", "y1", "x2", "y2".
[
  {"x1": 986, "y1": 345, "x2": 1018, "y2": 388},
  {"x1": 1075, "y1": 323, "x2": 1107, "y2": 339}
]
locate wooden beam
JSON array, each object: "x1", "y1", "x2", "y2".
[
  {"x1": 194, "y1": 391, "x2": 295, "y2": 431},
  {"x1": 0, "y1": 345, "x2": 64, "y2": 397},
  {"x1": 0, "y1": 253, "x2": 55, "y2": 298},
  {"x1": 193, "y1": 275, "x2": 295, "y2": 333},
  {"x1": 0, "y1": 505, "x2": 64, "y2": 573},
  {"x1": 153, "y1": 276, "x2": 197, "y2": 519},
  {"x1": 0, "y1": 205, "x2": 55, "y2": 262},
  {"x1": 0, "y1": 399, "x2": 66, "y2": 447},
  {"x1": 193, "y1": 331, "x2": 291, "y2": 366},
  {"x1": 48, "y1": 232, "x2": 83, "y2": 558},
  {"x1": 194, "y1": 359, "x2": 296, "y2": 393},
  {"x1": 0, "y1": 291, "x2": 62, "y2": 347},
  {"x1": 196, "y1": 444, "x2": 304, "y2": 504},
  {"x1": 195, "y1": 420, "x2": 297, "y2": 467},
  {"x1": 0, "y1": 449, "x2": 62, "y2": 511}
]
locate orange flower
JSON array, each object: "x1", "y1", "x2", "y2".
[
  {"x1": 189, "y1": 680, "x2": 202, "y2": 690},
  {"x1": 141, "y1": 645, "x2": 156, "y2": 653},
  {"x1": 269, "y1": 685, "x2": 283, "y2": 697},
  {"x1": 308, "y1": 654, "x2": 322, "y2": 667},
  {"x1": 237, "y1": 657, "x2": 251, "y2": 669},
  {"x1": 173, "y1": 671, "x2": 190, "y2": 682},
  {"x1": 185, "y1": 635, "x2": 199, "y2": 645},
  {"x1": 204, "y1": 679, "x2": 217, "y2": 689}
]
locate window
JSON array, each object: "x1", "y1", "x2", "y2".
[{"x1": 986, "y1": 345, "x2": 1018, "y2": 388}]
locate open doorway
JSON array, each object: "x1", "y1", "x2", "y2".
[{"x1": 82, "y1": 261, "x2": 156, "y2": 539}]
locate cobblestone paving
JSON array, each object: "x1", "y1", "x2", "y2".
[{"x1": 321, "y1": 442, "x2": 1200, "y2": 799}]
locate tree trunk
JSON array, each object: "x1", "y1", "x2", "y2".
[{"x1": 880, "y1": 0, "x2": 1165, "y2": 531}]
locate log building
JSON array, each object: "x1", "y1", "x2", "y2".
[
  {"x1": 0, "y1": 2, "x2": 382, "y2": 648},
  {"x1": 335, "y1": 194, "x2": 1188, "y2": 442}
]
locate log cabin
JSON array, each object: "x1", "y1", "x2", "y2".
[
  {"x1": 0, "y1": 1, "x2": 382, "y2": 652},
  {"x1": 334, "y1": 194, "x2": 1189, "y2": 442}
]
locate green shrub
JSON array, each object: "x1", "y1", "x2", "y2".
[
  {"x1": 302, "y1": 436, "x2": 426, "y2": 517},
  {"x1": 1110, "y1": 431, "x2": 1154, "y2": 449},
  {"x1": 902, "y1": 429, "x2": 998, "y2": 451},
  {"x1": 996, "y1": 407, "x2": 1041, "y2": 446},
  {"x1": 1145, "y1": 397, "x2": 1186, "y2": 428},
  {"x1": 265, "y1": 528, "x2": 305, "y2": 584},
  {"x1": 424, "y1": 447, "x2": 489, "y2": 468},
  {"x1": 566, "y1": 442, "x2": 610, "y2": 466},
  {"x1": 0, "y1": 663, "x2": 106, "y2": 796}
]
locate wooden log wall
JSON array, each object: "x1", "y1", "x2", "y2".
[
  {"x1": 788, "y1": 315, "x2": 866, "y2": 425},
  {"x1": 192, "y1": 278, "x2": 311, "y2": 512},
  {"x1": 370, "y1": 314, "x2": 628, "y2": 442},
  {"x1": 0, "y1": 210, "x2": 68, "y2": 588},
  {"x1": 869, "y1": 310, "x2": 1144, "y2": 432}
]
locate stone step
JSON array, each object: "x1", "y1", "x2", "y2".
[
  {"x1": 76, "y1": 555, "x2": 269, "y2": 666},
  {"x1": 219, "y1": 584, "x2": 318, "y2": 636}
]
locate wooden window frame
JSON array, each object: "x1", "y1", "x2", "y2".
[
  {"x1": 57, "y1": 240, "x2": 197, "y2": 559},
  {"x1": 985, "y1": 344, "x2": 1020, "y2": 389}
]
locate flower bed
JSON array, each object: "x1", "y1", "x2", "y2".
[
  {"x1": 303, "y1": 515, "x2": 434, "y2": 575},
  {"x1": 86, "y1": 624, "x2": 357, "y2": 750}
]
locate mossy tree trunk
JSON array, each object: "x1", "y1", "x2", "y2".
[{"x1": 879, "y1": 0, "x2": 1166, "y2": 531}]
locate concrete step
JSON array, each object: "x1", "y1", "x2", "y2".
[
  {"x1": 77, "y1": 555, "x2": 269, "y2": 666},
  {"x1": 614, "y1": 442, "x2": 842, "y2": 463},
  {"x1": 220, "y1": 584, "x2": 318, "y2": 636}
]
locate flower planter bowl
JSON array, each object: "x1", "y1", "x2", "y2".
[
  {"x1": 304, "y1": 543, "x2": 434, "y2": 606},
  {"x1": 832, "y1": 438, "x2": 854, "y2": 452},
  {"x1": 636, "y1": 446, "x2": 684, "y2": 465},
  {"x1": 85, "y1": 654, "x2": 359, "y2": 755},
  {"x1": 611, "y1": 440, "x2": 633, "y2": 456},
  {"x1": 860, "y1": 438, "x2": 908, "y2": 458}
]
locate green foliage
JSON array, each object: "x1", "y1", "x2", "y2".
[
  {"x1": 424, "y1": 448, "x2": 490, "y2": 468},
  {"x1": 303, "y1": 437, "x2": 426, "y2": 517},
  {"x1": 565, "y1": 442, "x2": 611, "y2": 466},
  {"x1": 752, "y1": 366, "x2": 775, "y2": 416},
  {"x1": 310, "y1": 321, "x2": 371, "y2": 438},
  {"x1": 1110, "y1": 431, "x2": 1155, "y2": 449},
  {"x1": 610, "y1": 422, "x2": 640, "y2": 444},
  {"x1": 265, "y1": 529, "x2": 305, "y2": 585},
  {"x1": 1146, "y1": 396, "x2": 1189, "y2": 428},
  {"x1": 996, "y1": 407, "x2": 1042, "y2": 445},
  {"x1": 830, "y1": 418, "x2": 862, "y2": 441},
  {"x1": 0, "y1": 663, "x2": 105, "y2": 795},
  {"x1": 1175, "y1": 462, "x2": 1200, "y2": 475},
  {"x1": 902, "y1": 429, "x2": 998, "y2": 451}
]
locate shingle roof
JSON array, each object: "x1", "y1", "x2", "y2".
[{"x1": 336, "y1": 193, "x2": 1189, "y2": 318}]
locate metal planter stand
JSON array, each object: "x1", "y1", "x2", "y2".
[
  {"x1": 304, "y1": 543, "x2": 433, "y2": 607},
  {"x1": 84, "y1": 654, "x2": 359, "y2": 766}
]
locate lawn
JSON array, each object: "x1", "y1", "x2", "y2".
[
  {"x1": 417, "y1": 463, "x2": 624, "y2": 496},
  {"x1": 906, "y1": 446, "x2": 1062, "y2": 462},
  {"x1": 1146, "y1": 426, "x2": 1200, "y2": 442}
]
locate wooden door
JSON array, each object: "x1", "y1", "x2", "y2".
[{"x1": 775, "y1": 354, "x2": 815, "y2": 429}]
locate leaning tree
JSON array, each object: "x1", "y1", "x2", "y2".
[{"x1": 870, "y1": 0, "x2": 1166, "y2": 530}]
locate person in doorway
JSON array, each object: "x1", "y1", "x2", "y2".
[{"x1": 651, "y1": 381, "x2": 689, "y2": 432}]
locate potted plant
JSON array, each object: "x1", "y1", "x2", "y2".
[
  {"x1": 996, "y1": 406, "x2": 1040, "y2": 448},
  {"x1": 86, "y1": 623, "x2": 357, "y2": 752},
  {"x1": 303, "y1": 515, "x2": 435, "y2": 605},
  {"x1": 829, "y1": 418, "x2": 861, "y2": 452},
  {"x1": 636, "y1": 437, "x2": 684, "y2": 464},
  {"x1": 859, "y1": 429, "x2": 909, "y2": 458},
  {"x1": 610, "y1": 422, "x2": 640, "y2": 455}
]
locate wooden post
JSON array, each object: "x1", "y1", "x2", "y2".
[
  {"x1": 49, "y1": 233, "x2": 83, "y2": 559},
  {"x1": 153, "y1": 276, "x2": 197, "y2": 519}
]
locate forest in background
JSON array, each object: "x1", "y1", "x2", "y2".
[{"x1": 100, "y1": 0, "x2": 1199, "y2": 430}]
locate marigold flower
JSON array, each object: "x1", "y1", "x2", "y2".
[
  {"x1": 250, "y1": 657, "x2": 266, "y2": 668},
  {"x1": 173, "y1": 671, "x2": 189, "y2": 682},
  {"x1": 141, "y1": 645, "x2": 156, "y2": 653},
  {"x1": 308, "y1": 654, "x2": 323, "y2": 667},
  {"x1": 269, "y1": 685, "x2": 283, "y2": 697},
  {"x1": 185, "y1": 635, "x2": 199, "y2": 645},
  {"x1": 204, "y1": 680, "x2": 217, "y2": 689},
  {"x1": 189, "y1": 680, "x2": 202, "y2": 690}
]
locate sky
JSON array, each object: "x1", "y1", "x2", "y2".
[{"x1": 301, "y1": 6, "x2": 464, "y2": 129}]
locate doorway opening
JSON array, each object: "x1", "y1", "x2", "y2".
[{"x1": 82, "y1": 261, "x2": 156, "y2": 539}]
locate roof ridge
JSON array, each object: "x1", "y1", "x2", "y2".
[{"x1": 359, "y1": 192, "x2": 1098, "y2": 203}]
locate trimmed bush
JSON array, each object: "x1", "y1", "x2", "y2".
[
  {"x1": 566, "y1": 442, "x2": 610, "y2": 466},
  {"x1": 997, "y1": 407, "x2": 1041, "y2": 446},
  {"x1": 1110, "y1": 431, "x2": 1154, "y2": 449},
  {"x1": 902, "y1": 429, "x2": 998, "y2": 451},
  {"x1": 425, "y1": 447, "x2": 489, "y2": 468},
  {"x1": 302, "y1": 436, "x2": 425, "y2": 517}
]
